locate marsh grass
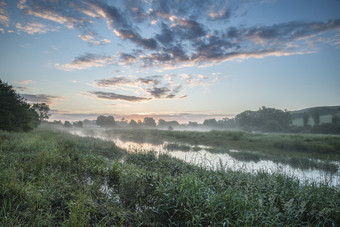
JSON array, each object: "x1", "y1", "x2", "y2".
[
  {"x1": 164, "y1": 142, "x2": 192, "y2": 151},
  {"x1": 1, "y1": 128, "x2": 339, "y2": 226}
]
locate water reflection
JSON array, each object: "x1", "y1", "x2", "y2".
[{"x1": 70, "y1": 129, "x2": 340, "y2": 187}]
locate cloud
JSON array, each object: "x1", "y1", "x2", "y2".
[
  {"x1": 14, "y1": 86, "x2": 32, "y2": 92},
  {"x1": 13, "y1": 80, "x2": 35, "y2": 85},
  {"x1": 0, "y1": 1, "x2": 9, "y2": 27},
  {"x1": 14, "y1": 0, "x2": 340, "y2": 69},
  {"x1": 95, "y1": 76, "x2": 133, "y2": 87},
  {"x1": 118, "y1": 52, "x2": 137, "y2": 65},
  {"x1": 21, "y1": 94, "x2": 63, "y2": 104},
  {"x1": 93, "y1": 73, "x2": 218, "y2": 101},
  {"x1": 18, "y1": 0, "x2": 92, "y2": 29},
  {"x1": 16, "y1": 21, "x2": 58, "y2": 34},
  {"x1": 88, "y1": 91, "x2": 151, "y2": 102},
  {"x1": 78, "y1": 34, "x2": 111, "y2": 45},
  {"x1": 56, "y1": 53, "x2": 114, "y2": 71},
  {"x1": 147, "y1": 86, "x2": 172, "y2": 98},
  {"x1": 114, "y1": 29, "x2": 158, "y2": 50}
]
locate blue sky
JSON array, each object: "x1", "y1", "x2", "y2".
[{"x1": 0, "y1": 0, "x2": 339, "y2": 123}]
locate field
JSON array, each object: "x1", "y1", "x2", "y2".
[{"x1": 1, "y1": 127, "x2": 340, "y2": 226}]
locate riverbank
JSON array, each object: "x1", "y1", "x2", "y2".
[{"x1": 1, "y1": 128, "x2": 339, "y2": 226}]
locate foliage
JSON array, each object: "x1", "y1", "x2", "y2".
[
  {"x1": 236, "y1": 106, "x2": 291, "y2": 132},
  {"x1": 96, "y1": 115, "x2": 116, "y2": 127},
  {"x1": 63, "y1": 121, "x2": 72, "y2": 128},
  {"x1": 31, "y1": 103, "x2": 50, "y2": 121},
  {"x1": 143, "y1": 117, "x2": 156, "y2": 127},
  {"x1": 303, "y1": 112, "x2": 309, "y2": 127},
  {"x1": 0, "y1": 128, "x2": 339, "y2": 226},
  {"x1": 158, "y1": 119, "x2": 180, "y2": 128},
  {"x1": 0, "y1": 79, "x2": 39, "y2": 132},
  {"x1": 129, "y1": 119, "x2": 138, "y2": 128},
  {"x1": 203, "y1": 118, "x2": 218, "y2": 128},
  {"x1": 72, "y1": 121, "x2": 83, "y2": 127},
  {"x1": 311, "y1": 109, "x2": 320, "y2": 125}
]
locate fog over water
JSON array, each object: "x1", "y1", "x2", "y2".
[{"x1": 69, "y1": 128, "x2": 340, "y2": 187}]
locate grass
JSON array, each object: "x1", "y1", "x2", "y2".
[{"x1": 1, "y1": 127, "x2": 339, "y2": 226}]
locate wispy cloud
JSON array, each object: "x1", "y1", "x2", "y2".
[
  {"x1": 14, "y1": 86, "x2": 32, "y2": 92},
  {"x1": 21, "y1": 93, "x2": 63, "y2": 104},
  {"x1": 56, "y1": 53, "x2": 114, "y2": 71},
  {"x1": 93, "y1": 73, "x2": 218, "y2": 101},
  {"x1": 13, "y1": 80, "x2": 35, "y2": 85},
  {"x1": 78, "y1": 33, "x2": 111, "y2": 45},
  {"x1": 88, "y1": 91, "x2": 151, "y2": 102},
  {"x1": 13, "y1": 0, "x2": 340, "y2": 70},
  {"x1": 17, "y1": 0, "x2": 92, "y2": 29},
  {"x1": 0, "y1": 1, "x2": 9, "y2": 27},
  {"x1": 16, "y1": 21, "x2": 58, "y2": 34}
]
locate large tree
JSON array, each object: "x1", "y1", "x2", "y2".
[
  {"x1": 143, "y1": 117, "x2": 156, "y2": 127},
  {"x1": 96, "y1": 115, "x2": 116, "y2": 127},
  {"x1": 32, "y1": 103, "x2": 50, "y2": 121},
  {"x1": 0, "y1": 79, "x2": 39, "y2": 132},
  {"x1": 235, "y1": 106, "x2": 291, "y2": 131}
]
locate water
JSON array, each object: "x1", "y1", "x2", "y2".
[{"x1": 70, "y1": 128, "x2": 340, "y2": 187}]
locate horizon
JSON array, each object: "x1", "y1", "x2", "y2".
[{"x1": 1, "y1": 0, "x2": 340, "y2": 123}]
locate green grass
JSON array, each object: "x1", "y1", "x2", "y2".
[{"x1": 1, "y1": 128, "x2": 339, "y2": 226}]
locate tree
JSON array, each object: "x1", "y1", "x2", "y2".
[
  {"x1": 63, "y1": 121, "x2": 72, "y2": 128},
  {"x1": 203, "y1": 119, "x2": 217, "y2": 128},
  {"x1": 303, "y1": 112, "x2": 309, "y2": 127},
  {"x1": 235, "y1": 106, "x2": 291, "y2": 131},
  {"x1": 31, "y1": 103, "x2": 50, "y2": 121},
  {"x1": 143, "y1": 117, "x2": 156, "y2": 127},
  {"x1": 73, "y1": 121, "x2": 83, "y2": 127},
  {"x1": 0, "y1": 79, "x2": 39, "y2": 132},
  {"x1": 96, "y1": 115, "x2": 116, "y2": 127},
  {"x1": 332, "y1": 114, "x2": 339, "y2": 124},
  {"x1": 158, "y1": 119, "x2": 180, "y2": 128},
  {"x1": 311, "y1": 109, "x2": 320, "y2": 125},
  {"x1": 129, "y1": 119, "x2": 138, "y2": 128}
]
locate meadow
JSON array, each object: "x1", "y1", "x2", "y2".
[{"x1": 0, "y1": 127, "x2": 339, "y2": 226}]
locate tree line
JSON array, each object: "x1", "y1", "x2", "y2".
[{"x1": 0, "y1": 80, "x2": 50, "y2": 132}]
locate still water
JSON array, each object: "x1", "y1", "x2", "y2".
[{"x1": 70, "y1": 129, "x2": 340, "y2": 187}]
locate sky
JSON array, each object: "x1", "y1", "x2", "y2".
[{"x1": 0, "y1": 0, "x2": 340, "y2": 123}]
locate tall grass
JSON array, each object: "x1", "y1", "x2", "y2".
[{"x1": 1, "y1": 128, "x2": 339, "y2": 226}]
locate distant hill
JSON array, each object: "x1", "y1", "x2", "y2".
[{"x1": 290, "y1": 106, "x2": 340, "y2": 126}]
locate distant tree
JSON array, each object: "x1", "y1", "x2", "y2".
[
  {"x1": 50, "y1": 120, "x2": 62, "y2": 125},
  {"x1": 129, "y1": 119, "x2": 138, "y2": 128},
  {"x1": 0, "y1": 79, "x2": 39, "y2": 132},
  {"x1": 158, "y1": 119, "x2": 167, "y2": 127},
  {"x1": 73, "y1": 121, "x2": 83, "y2": 127},
  {"x1": 158, "y1": 119, "x2": 180, "y2": 128},
  {"x1": 188, "y1": 121, "x2": 198, "y2": 127},
  {"x1": 63, "y1": 121, "x2": 72, "y2": 128},
  {"x1": 203, "y1": 119, "x2": 218, "y2": 128},
  {"x1": 332, "y1": 114, "x2": 340, "y2": 124},
  {"x1": 137, "y1": 120, "x2": 143, "y2": 126},
  {"x1": 143, "y1": 117, "x2": 156, "y2": 127},
  {"x1": 311, "y1": 109, "x2": 320, "y2": 125},
  {"x1": 168, "y1": 126, "x2": 174, "y2": 131},
  {"x1": 235, "y1": 106, "x2": 290, "y2": 131},
  {"x1": 303, "y1": 112, "x2": 309, "y2": 127},
  {"x1": 96, "y1": 115, "x2": 116, "y2": 127},
  {"x1": 31, "y1": 103, "x2": 50, "y2": 121}
]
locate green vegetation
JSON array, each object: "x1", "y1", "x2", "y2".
[
  {"x1": 1, "y1": 128, "x2": 339, "y2": 226},
  {"x1": 105, "y1": 128, "x2": 340, "y2": 160},
  {"x1": 0, "y1": 79, "x2": 40, "y2": 132}
]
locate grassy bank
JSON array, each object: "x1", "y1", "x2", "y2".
[{"x1": 1, "y1": 128, "x2": 339, "y2": 226}]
